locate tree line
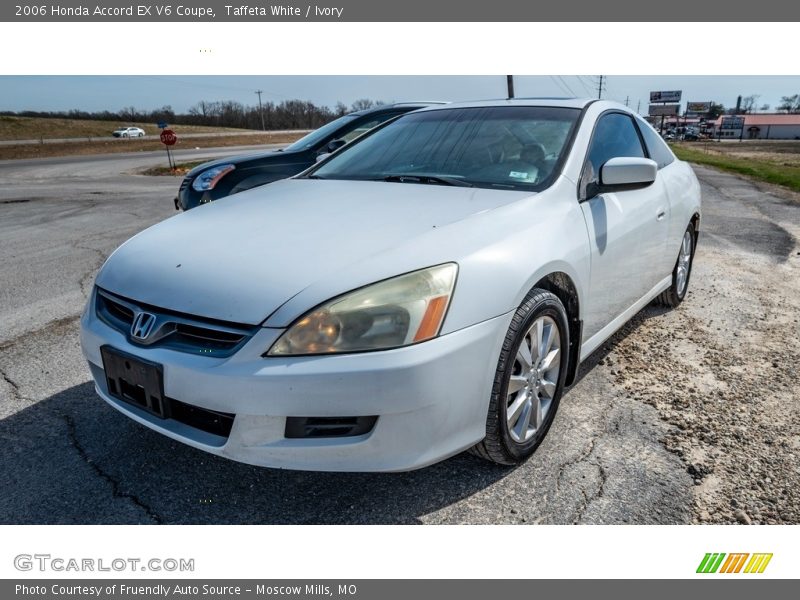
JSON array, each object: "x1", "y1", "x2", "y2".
[
  {"x1": 717, "y1": 94, "x2": 800, "y2": 115},
  {"x1": 0, "y1": 98, "x2": 386, "y2": 130}
]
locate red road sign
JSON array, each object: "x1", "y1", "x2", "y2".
[{"x1": 160, "y1": 129, "x2": 177, "y2": 146}]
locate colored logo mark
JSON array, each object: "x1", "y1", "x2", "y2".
[{"x1": 696, "y1": 553, "x2": 773, "y2": 574}]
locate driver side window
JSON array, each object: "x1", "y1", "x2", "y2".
[
  {"x1": 581, "y1": 113, "x2": 645, "y2": 198},
  {"x1": 340, "y1": 116, "x2": 394, "y2": 143}
]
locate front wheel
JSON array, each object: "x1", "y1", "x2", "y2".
[
  {"x1": 657, "y1": 223, "x2": 696, "y2": 308},
  {"x1": 470, "y1": 288, "x2": 569, "y2": 465}
]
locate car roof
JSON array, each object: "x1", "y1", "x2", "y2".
[
  {"x1": 414, "y1": 97, "x2": 600, "y2": 112},
  {"x1": 349, "y1": 101, "x2": 447, "y2": 116}
]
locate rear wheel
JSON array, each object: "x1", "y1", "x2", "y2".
[
  {"x1": 470, "y1": 288, "x2": 569, "y2": 465},
  {"x1": 657, "y1": 223, "x2": 695, "y2": 308}
]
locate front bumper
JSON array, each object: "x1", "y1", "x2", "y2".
[
  {"x1": 176, "y1": 177, "x2": 215, "y2": 211},
  {"x1": 80, "y1": 296, "x2": 512, "y2": 472}
]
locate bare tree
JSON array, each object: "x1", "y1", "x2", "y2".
[
  {"x1": 778, "y1": 94, "x2": 800, "y2": 113},
  {"x1": 120, "y1": 106, "x2": 138, "y2": 122},
  {"x1": 740, "y1": 94, "x2": 760, "y2": 113},
  {"x1": 351, "y1": 99, "x2": 375, "y2": 111},
  {"x1": 4, "y1": 97, "x2": 388, "y2": 131},
  {"x1": 334, "y1": 101, "x2": 348, "y2": 117}
]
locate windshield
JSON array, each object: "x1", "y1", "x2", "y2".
[
  {"x1": 310, "y1": 106, "x2": 580, "y2": 190},
  {"x1": 284, "y1": 115, "x2": 358, "y2": 151}
]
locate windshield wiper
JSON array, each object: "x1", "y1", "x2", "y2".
[{"x1": 382, "y1": 174, "x2": 473, "y2": 188}]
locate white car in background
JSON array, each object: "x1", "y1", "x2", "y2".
[
  {"x1": 81, "y1": 99, "x2": 701, "y2": 471},
  {"x1": 112, "y1": 126, "x2": 146, "y2": 138}
]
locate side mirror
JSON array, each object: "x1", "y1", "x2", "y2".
[
  {"x1": 600, "y1": 157, "x2": 657, "y2": 188},
  {"x1": 583, "y1": 157, "x2": 657, "y2": 200},
  {"x1": 326, "y1": 138, "x2": 347, "y2": 153},
  {"x1": 315, "y1": 152, "x2": 331, "y2": 163}
]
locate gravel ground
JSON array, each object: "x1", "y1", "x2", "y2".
[{"x1": 598, "y1": 165, "x2": 800, "y2": 524}]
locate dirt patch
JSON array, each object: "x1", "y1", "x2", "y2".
[
  {"x1": 140, "y1": 161, "x2": 208, "y2": 177},
  {"x1": 599, "y1": 173, "x2": 800, "y2": 524}
]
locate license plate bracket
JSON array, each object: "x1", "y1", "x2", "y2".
[{"x1": 100, "y1": 345, "x2": 170, "y2": 419}]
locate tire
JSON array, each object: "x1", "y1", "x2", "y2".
[
  {"x1": 470, "y1": 288, "x2": 569, "y2": 465},
  {"x1": 657, "y1": 222, "x2": 696, "y2": 308}
]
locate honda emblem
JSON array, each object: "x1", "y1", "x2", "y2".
[{"x1": 130, "y1": 312, "x2": 157, "y2": 341}]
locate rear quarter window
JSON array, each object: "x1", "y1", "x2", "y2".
[{"x1": 636, "y1": 118, "x2": 675, "y2": 169}]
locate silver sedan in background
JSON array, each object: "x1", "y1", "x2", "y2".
[{"x1": 112, "y1": 126, "x2": 145, "y2": 138}]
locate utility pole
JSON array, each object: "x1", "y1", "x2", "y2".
[
  {"x1": 255, "y1": 90, "x2": 265, "y2": 131},
  {"x1": 506, "y1": 75, "x2": 515, "y2": 99},
  {"x1": 597, "y1": 75, "x2": 604, "y2": 99}
]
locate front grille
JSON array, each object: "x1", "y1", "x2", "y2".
[
  {"x1": 105, "y1": 297, "x2": 135, "y2": 325},
  {"x1": 96, "y1": 287, "x2": 257, "y2": 358},
  {"x1": 285, "y1": 416, "x2": 378, "y2": 439},
  {"x1": 173, "y1": 323, "x2": 246, "y2": 350}
]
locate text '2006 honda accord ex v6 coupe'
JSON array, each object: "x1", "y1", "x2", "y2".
[{"x1": 80, "y1": 99, "x2": 701, "y2": 472}]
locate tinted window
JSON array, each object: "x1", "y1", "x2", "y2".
[
  {"x1": 312, "y1": 106, "x2": 581, "y2": 191},
  {"x1": 284, "y1": 115, "x2": 357, "y2": 151},
  {"x1": 339, "y1": 114, "x2": 398, "y2": 143},
  {"x1": 636, "y1": 117, "x2": 675, "y2": 169},
  {"x1": 585, "y1": 113, "x2": 645, "y2": 181}
]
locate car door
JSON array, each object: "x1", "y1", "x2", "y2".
[{"x1": 578, "y1": 111, "x2": 670, "y2": 342}]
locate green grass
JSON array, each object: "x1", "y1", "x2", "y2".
[{"x1": 671, "y1": 144, "x2": 800, "y2": 193}]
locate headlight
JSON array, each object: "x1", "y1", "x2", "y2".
[
  {"x1": 191, "y1": 164, "x2": 236, "y2": 192},
  {"x1": 267, "y1": 263, "x2": 458, "y2": 356}
]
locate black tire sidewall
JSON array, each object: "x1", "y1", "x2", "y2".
[
  {"x1": 496, "y1": 296, "x2": 569, "y2": 461},
  {"x1": 674, "y1": 223, "x2": 696, "y2": 302}
]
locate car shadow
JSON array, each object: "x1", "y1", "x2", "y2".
[
  {"x1": 0, "y1": 380, "x2": 516, "y2": 525},
  {"x1": 0, "y1": 301, "x2": 675, "y2": 525}
]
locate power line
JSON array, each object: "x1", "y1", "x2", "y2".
[
  {"x1": 549, "y1": 76, "x2": 571, "y2": 96},
  {"x1": 574, "y1": 76, "x2": 593, "y2": 96},
  {"x1": 556, "y1": 76, "x2": 576, "y2": 96},
  {"x1": 140, "y1": 75, "x2": 292, "y2": 100}
]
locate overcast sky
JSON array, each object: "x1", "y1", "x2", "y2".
[{"x1": 1, "y1": 75, "x2": 798, "y2": 115}]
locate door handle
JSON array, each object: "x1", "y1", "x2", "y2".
[{"x1": 656, "y1": 209, "x2": 666, "y2": 221}]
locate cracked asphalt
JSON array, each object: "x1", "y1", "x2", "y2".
[{"x1": 0, "y1": 150, "x2": 798, "y2": 524}]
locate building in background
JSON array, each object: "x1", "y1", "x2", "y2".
[{"x1": 711, "y1": 114, "x2": 800, "y2": 139}]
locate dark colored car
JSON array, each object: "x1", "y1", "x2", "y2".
[{"x1": 175, "y1": 102, "x2": 443, "y2": 210}]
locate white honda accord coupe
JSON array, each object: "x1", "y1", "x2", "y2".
[{"x1": 80, "y1": 99, "x2": 701, "y2": 471}]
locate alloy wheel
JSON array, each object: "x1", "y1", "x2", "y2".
[
  {"x1": 676, "y1": 230, "x2": 693, "y2": 296},
  {"x1": 506, "y1": 315, "x2": 561, "y2": 443}
]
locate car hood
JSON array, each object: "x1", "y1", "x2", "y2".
[
  {"x1": 186, "y1": 148, "x2": 299, "y2": 177},
  {"x1": 96, "y1": 179, "x2": 531, "y2": 325}
]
